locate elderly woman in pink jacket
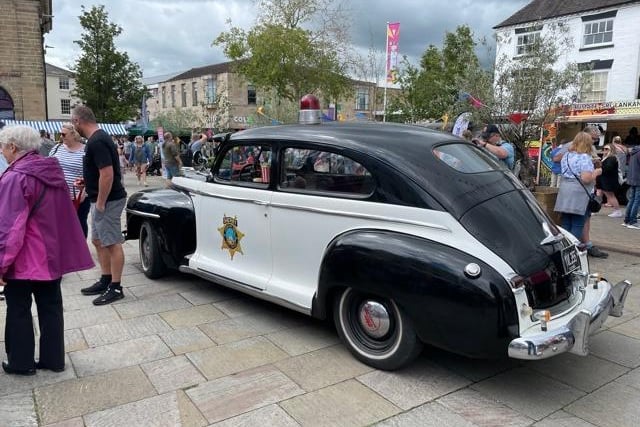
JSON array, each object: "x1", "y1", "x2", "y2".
[{"x1": 0, "y1": 126, "x2": 94, "y2": 376}]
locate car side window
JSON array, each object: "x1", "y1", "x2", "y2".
[
  {"x1": 215, "y1": 144, "x2": 272, "y2": 185},
  {"x1": 279, "y1": 147, "x2": 374, "y2": 196}
]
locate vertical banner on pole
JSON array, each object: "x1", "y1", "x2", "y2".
[{"x1": 386, "y1": 22, "x2": 400, "y2": 83}]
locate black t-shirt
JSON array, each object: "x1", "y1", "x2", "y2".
[{"x1": 83, "y1": 129, "x2": 127, "y2": 202}]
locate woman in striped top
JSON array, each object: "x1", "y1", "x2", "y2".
[{"x1": 49, "y1": 123, "x2": 90, "y2": 237}]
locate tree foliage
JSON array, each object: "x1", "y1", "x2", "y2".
[
  {"x1": 388, "y1": 25, "x2": 482, "y2": 122},
  {"x1": 72, "y1": 5, "x2": 146, "y2": 122},
  {"x1": 214, "y1": 0, "x2": 353, "y2": 102},
  {"x1": 150, "y1": 108, "x2": 206, "y2": 136}
]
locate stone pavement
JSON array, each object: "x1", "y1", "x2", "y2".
[{"x1": 0, "y1": 172, "x2": 640, "y2": 426}]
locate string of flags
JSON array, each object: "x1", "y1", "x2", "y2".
[{"x1": 457, "y1": 91, "x2": 529, "y2": 125}]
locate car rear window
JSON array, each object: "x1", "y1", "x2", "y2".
[{"x1": 433, "y1": 143, "x2": 503, "y2": 173}]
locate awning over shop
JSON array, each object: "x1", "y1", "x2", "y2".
[{"x1": 2, "y1": 120, "x2": 127, "y2": 135}]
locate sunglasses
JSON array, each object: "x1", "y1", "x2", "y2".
[{"x1": 61, "y1": 132, "x2": 68, "y2": 137}]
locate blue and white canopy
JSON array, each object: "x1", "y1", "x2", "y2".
[{"x1": 2, "y1": 120, "x2": 127, "y2": 136}]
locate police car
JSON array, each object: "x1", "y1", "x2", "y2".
[{"x1": 125, "y1": 95, "x2": 631, "y2": 370}]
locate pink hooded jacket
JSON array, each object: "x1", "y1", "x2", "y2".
[{"x1": 0, "y1": 151, "x2": 94, "y2": 280}]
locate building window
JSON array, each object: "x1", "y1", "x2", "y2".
[
  {"x1": 192, "y1": 82, "x2": 198, "y2": 106},
  {"x1": 59, "y1": 77, "x2": 69, "y2": 90},
  {"x1": 206, "y1": 78, "x2": 216, "y2": 104},
  {"x1": 60, "y1": 99, "x2": 71, "y2": 115},
  {"x1": 583, "y1": 19, "x2": 613, "y2": 47},
  {"x1": 516, "y1": 31, "x2": 541, "y2": 56},
  {"x1": 171, "y1": 85, "x2": 176, "y2": 107},
  {"x1": 181, "y1": 84, "x2": 187, "y2": 107},
  {"x1": 581, "y1": 71, "x2": 608, "y2": 103},
  {"x1": 162, "y1": 87, "x2": 166, "y2": 108},
  {"x1": 247, "y1": 85, "x2": 256, "y2": 105},
  {"x1": 355, "y1": 88, "x2": 369, "y2": 110}
]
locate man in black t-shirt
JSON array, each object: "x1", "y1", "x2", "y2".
[{"x1": 72, "y1": 106, "x2": 127, "y2": 305}]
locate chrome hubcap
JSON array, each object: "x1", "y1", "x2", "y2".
[{"x1": 358, "y1": 301, "x2": 390, "y2": 338}]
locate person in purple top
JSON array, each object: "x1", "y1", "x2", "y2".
[{"x1": 0, "y1": 125, "x2": 94, "y2": 375}]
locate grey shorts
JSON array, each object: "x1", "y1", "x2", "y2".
[
  {"x1": 91, "y1": 198, "x2": 126, "y2": 246},
  {"x1": 165, "y1": 164, "x2": 182, "y2": 179}
]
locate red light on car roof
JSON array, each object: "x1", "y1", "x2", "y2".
[{"x1": 299, "y1": 94, "x2": 322, "y2": 125}]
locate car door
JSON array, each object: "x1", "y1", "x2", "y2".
[{"x1": 190, "y1": 142, "x2": 273, "y2": 290}]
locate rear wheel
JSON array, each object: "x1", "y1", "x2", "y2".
[
  {"x1": 193, "y1": 151, "x2": 207, "y2": 171},
  {"x1": 333, "y1": 288, "x2": 422, "y2": 370},
  {"x1": 139, "y1": 221, "x2": 166, "y2": 279}
]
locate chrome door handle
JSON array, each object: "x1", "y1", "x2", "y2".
[{"x1": 253, "y1": 200, "x2": 269, "y2": 206}]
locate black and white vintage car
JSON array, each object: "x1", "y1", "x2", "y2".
[{"x1": 125, "y1": 97, "x2": 631, "y2": 370}]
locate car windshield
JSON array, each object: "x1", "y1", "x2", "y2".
[{"x1": 433, "y1": 143, "x2": 504, "y2": 173}]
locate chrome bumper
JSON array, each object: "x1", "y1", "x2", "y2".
[{"x1": 508, "y1": 279, "x2": 632, "y2": 360}]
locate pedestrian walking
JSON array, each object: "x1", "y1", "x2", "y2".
[
  {"x1": 623, "y1": 144, "x2": 640, "y2": 229},
  {"x1": 129, "y1": 135, "x2": 152, "y2": 186},
  {"x1": 0, "y1": 125, "x2": 93, "y2": 375},
  {"x1": 72, "y1": 105, "x2": 128, "y2": 305},
  {"x1": 162, "y1": 131, "x2": 183, "y2": 185}
]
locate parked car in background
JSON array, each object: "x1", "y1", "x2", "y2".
[{"x1": 125, "y1": 97, "x2": 631, "y2": 370}]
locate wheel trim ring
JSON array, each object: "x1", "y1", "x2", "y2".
[{"x1": 140, "y1": 227, "x2": 151, "y2": 271}]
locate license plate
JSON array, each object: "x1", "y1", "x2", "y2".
[{"x1": 561, "y1": 246, "x2": 581, "y2": 275}]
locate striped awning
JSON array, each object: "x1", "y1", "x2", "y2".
[{"x1": 2, "y1": 120, "x2": 127, "y2": 136}]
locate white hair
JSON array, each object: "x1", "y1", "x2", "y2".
[{"x1": 0, "y1": 125, "x2": 41, "y2": 153}]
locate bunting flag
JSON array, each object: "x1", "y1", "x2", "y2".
[{"x1": 386, "y1": 22, "x2": 400, "y2": 83}]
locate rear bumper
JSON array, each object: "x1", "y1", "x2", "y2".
[{"x1": 508, "y1": 279, "x2": 632, "y2": 360}]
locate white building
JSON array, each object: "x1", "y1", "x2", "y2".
[
  {"x1": 45, "y1": 63, "x2": 81, "y2": 121},
  {"x1": 494, "y1": 0, "x2": 640, "y2": 140}
]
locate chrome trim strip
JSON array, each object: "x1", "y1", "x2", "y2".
[
  {"x1": 184, "y1": 187, "x2": 269, "y2": 205},
  {"x1": 178, "y1": 265, "x2": 311, "y2": 315},
  {"x1": 125, "y1": 208, "x2": 161, "y2": 219},
  {"x1": 269, "y1": 202, "x2": 450, "y2": 231}
]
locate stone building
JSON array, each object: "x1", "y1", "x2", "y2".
[{"x1": 0, "y1": 0, "x2": 52, "y2": 120}]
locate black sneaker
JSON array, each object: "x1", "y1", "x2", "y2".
[
  {"x1": 92, "y1": 286, "x2": 124, "y2": 306},
  {"x1": 81, "y1": 280, "x2": 109, "y2": 296},
  {"x1": 587, "y1": 246, "x2": 609, "y2": 258}
]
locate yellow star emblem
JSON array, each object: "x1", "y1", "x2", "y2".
[{"x1": 218, "y1": 215, "x2": 245, "y2": 260}]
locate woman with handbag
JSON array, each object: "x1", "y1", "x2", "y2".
[
  {"x1": 554, "y1": 132, "x2": 603, "y2": 247},
  {"x1": 49, "y1": 122, "x2": 90, "y2": 237},
  {"x1": 0, "y1": 126, "x2": 94, "y2": 375}
]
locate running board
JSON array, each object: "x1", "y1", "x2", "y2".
[{"x1": 178, "y1": 265, "x2": 310, "y2": 316}]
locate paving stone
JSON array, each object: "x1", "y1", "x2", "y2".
[
  {"x1": 427, "y1": 348, "x2": 523, "y2": 382},
  {"x1": 357, "y1": 359, "x2": 470, "y2": 410},
  {"x1": 84, "y1": 390, "x2": 207, "y2": 427},
  {"x1": 533, "y1": 410, "x2": 597, "y2": 427},
  {"x1": 275, "y1": 344, "x2": 373, "y2": 391},
  {"x1": 565, "y1": 381, "x2": 640, "y2": 427},
  {"x1": 437, "y1": 388, "x2": 534, "y2": 427},
  {"x1": 589, "y1": 330, "x2": 640, "y2": 368},
  {"x1": 116, "y1": 272, "x2": 156, "y2": 288},
  {"x1": 179, "y1": 286, "x2": 237, "y2": 306},
  {"x1": 208, "y1": 404, "x2": 299, "y2": 427},
  {"x1": 141, "y1": 355, "x2": 206, "y2": 394},
  {"x1": 0, "y1": 391, "x2": 38, "y2": 427},
  {"x1": 159, "y1": 326, "x2": 215, "y2": 355},
  {"x1": 160, "y1": 304, "x2": 228, "y2": 329},
  {"x1": 281, "y1": 379, "x2": 400, "y2": 426},
  {"x1": 44, "y1": 417, "x2": 85, "y2": 427},
  {"x1": 113, "y1": 294, "x2": 193, "y2": 319},
  {"x1": 374, "y1": 401, "x2": 475, "y2": 427},
  {"x1": 70, "y1": 335, "x2": 173, "y2": 377},
  {"x1": 526, "y1": 353, "x2": 629, "y2": 392},
  {"x1": 128, "y1": 281, "x2": 201, "y2": 299},
  {"x1": 186, "y1": 336, "x2": 289, "y2": 380},
  {"x1": 0, "y1": 355, "x2": 76, "y2": 398},
  {"x1": 612, "y1": 315, "x2": 640, "y2": 340},
  {"x1": 616, "y1": 366, "x2": 640, "y2": 391},
  {"x1": 604, "y1": 310, "x2": 638, "y2": 330},
  {"x1": 186, "y1": 365, "x2": 303, "y2": 424},
  {"x1": 198, "y1": 311, "x2": 303, "y2": 344},
  {"x1": 63, "y1": 306, "x2": 120, "y2": 330},
  {"x1": 266, "y1": 324, "x2": 340, "y2": 356},
  {"x1": 34, "y1": 366, "x2": 156, "y2": 425},
  {"x1": 64, "y1": 328, "x2": 88, "y2": 352},
  {"x1": 471, "y1": 367, "x2": 585, "y2": 420},
  {"x1": 81, "y1": 314, "x2": 172, "y2": 347},
  {"x1": 212, "y1": 297, "x2": 277, "y2": 318}
]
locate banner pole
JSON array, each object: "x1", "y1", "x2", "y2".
[{"x1": 383, "y1": 21, "x2": 389, "y2": 123}]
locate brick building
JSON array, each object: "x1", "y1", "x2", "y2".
[{"x1": 0, "y1": 0, "x2": 52, "y2": 120}]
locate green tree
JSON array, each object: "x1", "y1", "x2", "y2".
[
  {"x1": 388, "y1": 25, "x2": 482, "y2": 122},
  {"x1": 214, "y1": 0, "x2": 352, "y2": 103},
  {"x1": 72, "y1": 5, "x2": 146, "y2": 122},
  {"x1": 150, "y1": 108, "x2": 205, "y2": 136}
]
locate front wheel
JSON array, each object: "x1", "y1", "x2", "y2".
[
  {"x1": 333, "y1": 288, "x2": 423, "y2": 370},
  {"x1": 139, "y1": 220, "x2": 167, "y2": 279}
]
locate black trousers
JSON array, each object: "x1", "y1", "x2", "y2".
[{"x1": 4, "y1": 278, "x2": 64, "y2": 370}]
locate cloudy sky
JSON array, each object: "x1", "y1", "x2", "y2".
[{"x1": 44, "y1": 0, "x2": 530, "y2": 79}]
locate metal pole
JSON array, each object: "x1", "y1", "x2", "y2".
[
  {"x1": 383, "y1": 22, "x2": 389, "y2": 123},
  {"x1": 536, "y1": 125, "x2": 544, "y2": 185}
]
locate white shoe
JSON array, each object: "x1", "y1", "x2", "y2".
[
  {"x1": 622, "y1": 223, "x2": 629, "y2": 227},
  {"x1": 608, "y1": 210, "x2": 623, "y2": 218},
  {"x1": 626, "y1": 224, "x2": 640, "y2": 230}
]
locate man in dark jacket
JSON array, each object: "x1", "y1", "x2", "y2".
[{"x1": 623, "y1": 146, "x2": 640, "y2": 229}]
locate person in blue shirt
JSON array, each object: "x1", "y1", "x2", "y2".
[
  {"x1": 478, "y1": 124, "x2": 515, "y2": 170},
  {"x1": 550, "y1": 139, "x2": 566, "y2": 187}
]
